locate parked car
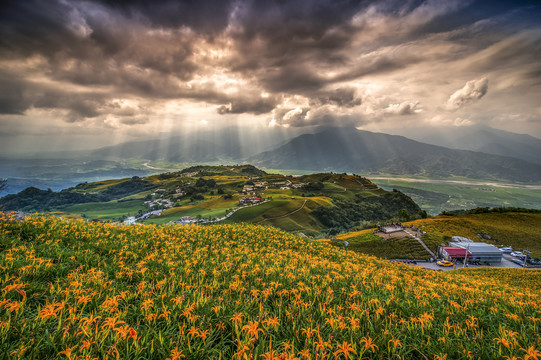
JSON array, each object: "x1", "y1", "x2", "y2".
[
  {"x1": 499, "y1": 247, "x2": 513, "y2": 254},
  {"x1": 437, "y1": 260, "x2": 453, "y2": 267},
  {"x1": 510, "y1": 251, "x2": 525, "y2": 259},
  {"x1": 511, "y1": 258, "x2": 525, "y2": 266}
]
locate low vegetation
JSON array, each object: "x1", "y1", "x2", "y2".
[
  {"x1": 0, "y1": 215, "x2": 539, "y2": 359},
  {"x1": 373, "y1": 177, "x2": 541, "y2": 215},
  {"x1": 331, "y1": 233, "x2": 431, "y2": 260},
  {"x1": 312, "y1": 190, "x2": 425, "y2": 234},
  {"x1": 410, "y1": 211, "x2": 541, "y2": 256},
  {"x1": 0, "y1": 166, "x2": 425, "y2": 235},
  {"x1": 336, "y1": 210, "x2": 541, "y2": 260}
]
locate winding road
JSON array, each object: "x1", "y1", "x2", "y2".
[{"x1": 256, "y1": 199, "x2": 308, "y2": 224}]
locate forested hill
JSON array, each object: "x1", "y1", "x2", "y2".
[{"x1": 0, "y1": 176, "x2": 156, "y2": 212}]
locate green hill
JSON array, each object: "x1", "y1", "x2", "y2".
[
  {"x1": 337, "y1": 210, "x2": 541, "y2": 258},
  {"x1": 0, "y1": 166, "x2": 424, "y2": 235},
  {"x1": 0, "y1": 216, "x2": 539, "y2": 359}
]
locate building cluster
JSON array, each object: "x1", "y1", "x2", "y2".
[
  {"x1": 438, "y1": 236, "x2": 503, "y2": 264},
  {"x1": 238, "y1": 196, "x2": 262, "y2": 205},
  {"x1": 144, "y1": 198, "x2": 173, "y2": 209}
]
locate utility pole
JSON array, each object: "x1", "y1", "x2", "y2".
[{"x1": 523, "y1": 249, "x2": 531, "y2": 268}]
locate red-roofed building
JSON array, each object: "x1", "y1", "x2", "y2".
[{"x1": 440, "y1": 247, "x2": 472, "y2": 260}]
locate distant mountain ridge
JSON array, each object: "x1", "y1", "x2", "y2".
[
  {"x1": 249, "y1": 127, "x2": 541, "y2": 183},
  {"x1": 90, "y1": 126, "x2": 301, "y2": 162},
  {"x1": 408, "y1": 125, "x2": 541, "y2": 166},
  {"x1": 4, "y1": 125, "x2": 540, "y2": 186}
]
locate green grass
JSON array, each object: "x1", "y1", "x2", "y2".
[
  {"x1": 410, "y1": 212, "x2": 541, "y2": 257},
  {"x1": 223, "y1": 200, "x2": 290, "y2": 223},
  {"x1": 259, "y1": 199, "x2": 325, "y2": 234},
  {"x1": 58, "y1": 199, "x2": 145, "y2": 220},
  {"x1": 330, "y1": 232, "x2": 432, "y2": 260}
]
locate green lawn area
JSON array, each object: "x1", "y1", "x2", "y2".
[
  {"x1": 223, "y1": 200, "x2": 290, "y2": 223},
  {"x1": 59, "y1": 199, "x2": 145, "y2": 220}
]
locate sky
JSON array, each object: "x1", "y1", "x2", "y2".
[{"x1": 0, "y1": 0, "x2": 540, "y2": 155}]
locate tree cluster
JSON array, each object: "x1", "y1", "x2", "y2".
[{"x1": 312, "y1": 191, "x2": 423, "y2": 234}]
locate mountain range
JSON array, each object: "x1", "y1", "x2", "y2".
[
  {"x1": 249, "y1": 127, "x2": 541, "y2": 182},
  {"x1": 402, "y1": 125, "x2": 541, "y2": 166},
  {"x1": 2, "y1": 125, "x2": 541, "y2": 186}
]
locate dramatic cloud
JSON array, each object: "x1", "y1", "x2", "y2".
[
  {"x1": 384, "y1": 101, "x2": 422, "y2": 116},
  {"x1": 0, "y1": 0, "x2": 540, "y2": 155},
  {"x1": 446, "y1": 77, "x2": 489, "y2": 110}
]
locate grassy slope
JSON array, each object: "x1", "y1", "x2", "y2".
[
  {"x1": 0, "y1": 216, "x2": 539, "y2": 359},
  {"x1": 59, "y1": 199, "x2": 146, "y2": 219},
  {"x1": 410, "y1": 213, "x2": 541, "y2": 256},
  {"x1": 334, "y1": 231, "x2": 433, "y2": 260},
  {"x1": 337, "y1": 212, "x2": 541, "y2": 258}
]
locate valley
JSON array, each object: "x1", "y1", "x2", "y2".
[{"x1": 372, "y1": 176, "x2": 541, "y2": 215}]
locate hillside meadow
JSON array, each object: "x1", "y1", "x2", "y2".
[
  {"x1": 337, "y1": 211, "x2": 541, "y2": 259},
  {"x1": 0, "y1": 214, "x2": 540, "y2": 359},
  {"x1": 410, "y1": 212, "x2": 541, "y2": 256}
]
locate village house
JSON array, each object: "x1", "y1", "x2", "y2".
[
  {"x1": 253, "y1": 181, "x2": 268, "y2": 189},
  {"x1": 239, "y1": 196, "x2": 261, "y2": 205}
]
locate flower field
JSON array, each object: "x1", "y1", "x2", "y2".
[{"x1": 0, "y1": 214, "x2": 540, "y2": 359}]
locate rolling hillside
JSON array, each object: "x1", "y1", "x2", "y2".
[
  {"x1": 337, "y1": 210, "x2": 541, "y2": 258},
  {"x1": 410, "y1": 125, "x2": 541, "y2": 166},
  {"x1": 0, "y1": 166, "x2": 423, "y2": 234},
  {"x1": 0, "y1": 216, "x2": 539, "y2": 359}
]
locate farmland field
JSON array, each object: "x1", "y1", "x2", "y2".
[
  {"x1": 1, "y1": 214, "x2": 540, "y2": 359},
  {"x1": 58, "y1": 199, "x2": 146, "y2": 220},
  {"x1": 371, "y1": 176, "x2": 541, "y2": 215}
]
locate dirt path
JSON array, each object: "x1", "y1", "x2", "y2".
[
  {"x1": 369, "y1": 177, "x2": 541, "y2": 190},
  {"x1": 256, "y1": 199, "x2": 308, "y2": 223}
]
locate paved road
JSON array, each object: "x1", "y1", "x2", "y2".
[
  {"x1": 407, "y1": 254, "x2": 525, "y2": 271},
  {"x1": 256, "y1": 199, "x2": 308, "y2": 224}
]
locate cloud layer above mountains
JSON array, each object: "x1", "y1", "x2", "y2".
[{"x1": 0, "y1": 0, "x2": 540, "y2": 152}]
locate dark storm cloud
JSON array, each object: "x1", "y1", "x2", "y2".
[
  {"x1": 93, "y1": 0, "x2": 235, "y2": 33},
  {"x1": 0, "y1": 0, "x2": 457, "y2": 119},
  {"x1": 0, "y1": 1, "x2": 80, "y2": 57},
  {"x1": 217, "y1": 96, "x2": 279, "y2": 115},
  {"x1": 0, "y1": 71, "x2": 32, "y2": 114},
  {"x1": 1, "y1": 0, "x2": 540, "y2": 133},
  {"x1": 311, "y1": 87, "x2": 362, "y2": 108}
]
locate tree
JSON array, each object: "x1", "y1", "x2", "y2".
[{"x1": 398, "y1": 209, "x2": 410, "y2": 221}]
